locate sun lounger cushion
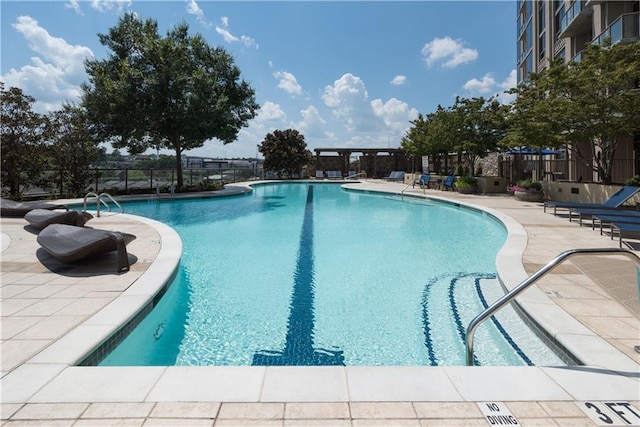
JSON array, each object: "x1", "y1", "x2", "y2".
[
  {"x1": 1, "y1": 198, "x2": 68, "y2": 218},
  {"x1": 25, "y1": 209, "x2": 93, "y2": 230},
  {"x1": 37, "y1": 224, "x2": 136, "y2": 272}
]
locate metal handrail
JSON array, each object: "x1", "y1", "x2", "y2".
[
  {"x1": 465, "y1": 247, "x2": 640, "y2": 366},
  {"x1": 83, "y1": 192, "x2": 124, "y2": 217},
  {"x1": 345, "y1": 171, "x2": 367, "y2": 180}
]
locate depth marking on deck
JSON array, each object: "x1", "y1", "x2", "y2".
[
  {"x1": 477, "y1": 402, "x2": 520, "y2": 426},
  {"x1": 578, "y1": 401, "x2": 640, "y2": 426}
]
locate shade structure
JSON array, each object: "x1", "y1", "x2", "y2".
[{"x1": 504, "y1": 148, "x2": 559, "y2": 156}]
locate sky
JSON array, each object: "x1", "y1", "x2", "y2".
[{"x1": 1, "y1": 0, "x2": 518, "y2": 159}]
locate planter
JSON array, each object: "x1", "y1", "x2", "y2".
[
  {"x1": 514, "y1": 190, "x2": 543, "y2": 202},
  {"x1": 455, "y1": 185, "x2": 477, "y2": 194}
]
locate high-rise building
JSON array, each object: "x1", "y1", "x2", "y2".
[
  {"x1": 517, "y1": 0, "x2": 639, "y2": 82},
  {"x1": 516, "y1": 1, "x2": 640, "y2": 183}
]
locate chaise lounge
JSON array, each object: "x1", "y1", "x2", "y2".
[
  {"x1": 543, "y1": 185, "x2": 640, "y2": 216},
  {"x1": 24, "y1": 209, "x2": 93, "y2": 230},
  {"x1": 1, "y1": 198, "x2": 68, "y2": 218},
  {"x1": 37, "y1": 223, "x2": 136, "y2": 273},
  {"x1": 385, "y1": 171, "x2": 405, "y2": 182}
]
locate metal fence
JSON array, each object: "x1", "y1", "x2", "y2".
[
  {"x1": 88, "y1": 167, "x2": 265, "y2": 193},
  {"x1": 498, "y1": 157, "x2": 636, "y2": 184},
  {"x1": 12, "y1": 167, "x2": 265, "y2": 199}
]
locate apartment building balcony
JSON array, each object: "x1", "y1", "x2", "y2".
[
  {"x1": 559, "y1": 1, "x2": 593, "y2": 38},
  {"x1": 592, "y1": 12, "x2": 640, "y2": 45}
]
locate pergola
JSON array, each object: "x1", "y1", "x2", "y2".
[{"x1": 313, "y1": 147, "x2": 408, "y2": 178}]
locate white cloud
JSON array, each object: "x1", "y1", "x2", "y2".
[
  {"x1": 186, "y1": 0, "x2": 211, "y2": 28},
  {"x1": 321, "y1": 73, "x2": 417, "y2": 139},
  {"x1": 463, "y1": 73, "x2": 496, "y2": 94},
  {"x1": 497, "y1": 69, "x2": 517, "y2": 104},
  {"x1": 215, "y1": 16, "x2": 258, "y2": 49},
  {"x1": 462, "y1": 69, "x2": 518, "y2": 104},
  {"x1": 90, "y1": 0, "x2": 131, "y2": 13},
  {"x1": 273, "y1": 71, "x2": 303, "y2": 96},
  {"x1": 321, "y1": 73, "x2": 368, "y2": 109},
  {"x1": 240, "y1": 35, "x2": 258, "y2": 49},
  {"x1": 296, "y1": 105, "x2": 332, "y2": 139},
  {"x1": 65, "y1": 0, "x2": 82, "y2": 14},
  {"x1": 2, "y1": 16, "x2": 94, "y2": 113},
  {"x1": 371, "y1": 98, "x2": 419, "y2": 134},
  {"x1": 390, "y1": 75, "x2": 406, "y2": 86},
  {"x1": 321, "y1": 73, "x2": 375, "y2": 133},
  {"x1": 216, "y1": 26, "x2": 239, "y2": 43},
  {"x1": 186, "y1": 0, "x2": 204, "y2": 19},
  {"x1": 421, "y1": 36, "x2": 478, "y2": 68},
  {"x1": 257, "y1": 101, "x2": 287, "y2": 121}
]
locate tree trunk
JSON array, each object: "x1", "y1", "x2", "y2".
[{"x1": 175, "y1": 147, "x2": 183, "y2": 190}]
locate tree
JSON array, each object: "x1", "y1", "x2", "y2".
[
  {"x1": 505, "y1": 41, "x2": 640, "y2": 184},
  {"x1": 451, "y1": 96, "x2": 507, "y2": 176},
  {"x1": 259, "y1": 129, "x2": 311, "y2": 179},
  {"x1": 46, "y1": 104, "x2": 101, "y2": 197},
  {"x1": 0, "y1": 83, "x2": 48, "y2": 198},
  {"x1": 82, "y1": 13, "x2": 259, "y2": 190},
  {"x1": 401, "y1": 107, "x2": 457, "y2": 174}
]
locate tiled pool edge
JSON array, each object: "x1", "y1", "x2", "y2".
[{"x1": 1, "y1": 212, "x2": 182, "y2": 403}]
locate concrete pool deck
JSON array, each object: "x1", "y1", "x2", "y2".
[{"x1": 1, "y1": 180, "x2": 639, "y2": 426}]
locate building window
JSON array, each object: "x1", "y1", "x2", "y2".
[
  {"x1": 539, "y1": 1, "x2": 546, "y2": 31},
  {"x1": 539, "y1": 31, "x2": 546, "y2": 60},
  {"x1": 555, "y1": 4, "x2": 565, "y2": 36}
]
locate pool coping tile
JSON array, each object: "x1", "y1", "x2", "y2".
[{"x1": 346, "y1": 366, "x2": 463, "y2": 402}]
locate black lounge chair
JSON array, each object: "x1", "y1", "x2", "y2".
[
  {"x1": 1, "y1": 198, "x2": 68, "y2": 218},
  {"x1": 37, "y1": 224, "x2": 136, "y2": 273},
  {"x1": 24, "y1": 209, "x2": 93, "y2": 230}
]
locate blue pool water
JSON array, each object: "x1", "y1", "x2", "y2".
[{"x1": 99, "y1": 182, "x2": 568, "y2": 366}]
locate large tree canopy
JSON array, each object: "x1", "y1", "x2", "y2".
[
  {"x1": 46, "y1": 104, "x2": 101, "y2": 197},
  {"x1": 450, "y1": 96, "x2": 507, "y2": 176},
  {"x1": 505, "y1": 41, "x2": 640, "y2": 184},
  {"x1": 259, "y1": 129, "x2": 311, "y2": 179},
  {"x1": 402, "y1": 97, "x2": 506, "y2": 175},
  {"x1": 0, "y1": 83, "x2": 48, "y2": 198},
  {"x1": 82, "y1": 13, "x2": 260, "y2": 189}
]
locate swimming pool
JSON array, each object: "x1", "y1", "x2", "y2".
[{"x1": 98, "y1": 182, "x2": 569, "y2": 367}]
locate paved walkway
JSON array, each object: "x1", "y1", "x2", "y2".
[{"x1": 1, "y1": 180, "x2": 639, "y2": 426}]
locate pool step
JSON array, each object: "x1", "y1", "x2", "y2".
[{"x1": 422, "y1": 273, "x2": 534, "y2": 366}]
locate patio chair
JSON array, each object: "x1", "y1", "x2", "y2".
[
  {"x1": 1, "y1": 198, "x2": 68, "y2": 218},
  {"x1": 412, "y1": 174, "x2": 431, "y2": 189},
  {"x1": 543, "y1": 185, "x2": 640, "y2": 215},
  {"x1": 440, "y1": 175, "x2": 455, "y2": 191},
  {"x1": 24, "y1": 209, "x2": 93, "y2": 230},
  {"x1": 327, "y1": 170, "x2": 342, "y2": 179},
  {"x1": 37, "y1": 223, "x2": 136, "y2": 273},
  {"x1": 315, "y1": 170, "x2": 325, "y2": 179}
]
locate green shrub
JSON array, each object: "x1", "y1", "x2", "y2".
[
  {"x1": 517, "y1": 179, "x2": 542, "y2": 191},
  {"x1": 455, "y1": 175, "x2": 477, "y2": 188},
  {"x1": 625, "y1": 175, "x2": 640, "y2": 186}
]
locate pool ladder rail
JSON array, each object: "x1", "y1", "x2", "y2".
[
  {"x1": 465, "y1": 247, "x2": 640, "y2": 366},
  {"x1": 83, "y1": 192, "x2": 124, "y2": 217},
  {"x1": 344, "y1": 171, "x2": 368, "y2": 180}
]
